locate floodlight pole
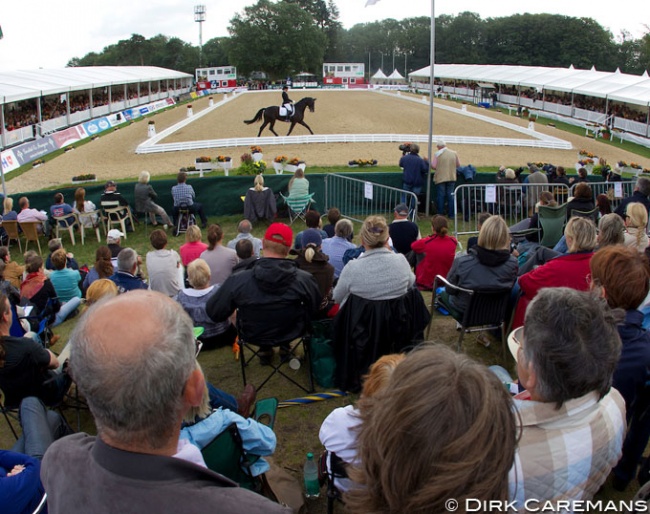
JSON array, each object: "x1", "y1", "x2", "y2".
[
  {"x1": 425, "y1": 0, "x2": 436, "y2": 216},
  {"x1": 194, "y1": 5, "x2": 206, "y2": 68}
]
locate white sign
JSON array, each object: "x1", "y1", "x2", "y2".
[
  {"x1": 364, "y1": 182, "x2": 373, "y2": 200},
  {"x1": 614, "y1": 183, "x2": 623, "y2": 198},
  {"x1": 485, "y1": 185, "x2": 497, "y2": 204}
]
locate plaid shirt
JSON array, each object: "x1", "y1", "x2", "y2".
[
  {"x1": 171, "y1": 183, "x2": 195, "y2": 207},
  {"x1": 509, "y1": 389, "x2": 626, "y2": 511}
]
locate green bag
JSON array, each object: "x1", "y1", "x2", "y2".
[{"x1": 309, "y1": 320, "x2": 336, "y2": 388}]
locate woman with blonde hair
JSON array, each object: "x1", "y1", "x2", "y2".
[
  {"x1": 623, "y1": 202, "x2": 649, "y2": 253},
  {"x1": 133, "y1": 170, "x2": 172, "y2": 227},
  {"x1": 319, "y1": 353, "x2": 405, "y2": 493},
  {"x1": 288, "y1": 168, "x2": 309, "y2": 197},
  {"x1": 411, "y1": 215, "x2": 458, "y2": 290},
  {"x1": 244, "y1": 174, "x2": 276, "y2": 223},
  {"x1": 253, "y1": 174, "x2": 265, "y2": 192},
  {"x1": 179, "y1": 225, "x2": 208, "y2": 267},
  {"x1": 345, "y1": 344, "x2": 517, "y2": 512},
  {"x1": 291, "y1": 228, "x2": 334, "y2": 316},
  {"x1": 85, "y1": 279, "x2": 118, "y2": 306},
  {"x1": 73, "y1": 187, "x2": 98, "y2": 228},
  {"x1": 2, "y1": 197, "x2": 17, "y2": 220},
  {"x1": 333, "y1": 215, "x2": 414, "y2": 305}
]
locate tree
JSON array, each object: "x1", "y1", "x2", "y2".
[{"x1": 227, "y1": 0, "x2": 327, "y2": 78}]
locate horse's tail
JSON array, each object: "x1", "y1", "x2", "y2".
[{"x1": 244, "y1": 108, "x2": 265, "y2": 125}]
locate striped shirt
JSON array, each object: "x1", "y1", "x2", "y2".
[{"x1": 171, "y1": 183, "x2": 195, "y2": 207}]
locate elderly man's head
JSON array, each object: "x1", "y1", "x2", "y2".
[
  {"x1": 518, "y1": 288, "x2": 621, "y2": 408},
  {"x1": 237, "y1": 220, "x2": 253, "y2": 234},
  {"x1": 117, "y1": 248, "x2": 138, "y2": 274},
  {"x1": 69, "y1": 291, "x2": 204, "y2": 450}
]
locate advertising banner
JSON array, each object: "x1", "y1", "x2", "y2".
[
  {"x1": 11, "y1": 136, "x2": 58, "y2": 166},
  {"x1": 52, "y1": 125, "x2": 88, "y2": 148},
  {"x1": 1, "y1": 148, "x2": 20, "y2": 174},
  {"x1": 82, "y1": 117, "x2": 112, "y2": 137}
]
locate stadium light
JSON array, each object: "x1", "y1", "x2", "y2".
[{"x1": 194, "y1": 5, "x2": 206, "y2": 68}]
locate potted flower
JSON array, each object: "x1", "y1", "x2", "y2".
[
  {"x1": 599, "y1": 126, "x2": 611, "y2": 140},
  {"x1": 72, "y1": 173, "x2": 97, "y2": 183},
  {"x1": 32, "y1": 159, "x2": 45, "y2": 168},
  {"x1": 216, "y1": 155, "x2": 233, "y2": 176},
  {"x1": 194, "y1": 156, "x2": 216, "y2": 175},
  {"x1": 64, "y1": 145, "x2": 74, "y2": 153},
  {"x1": 285, "y1": 157, "x2": 304, "y2": 174},
  {"x1": 250, "y1": 145, "x2": 263, "y2": 162},
  {"x1": 273, "y1": 155, "x2": 288, "y2": 174}
]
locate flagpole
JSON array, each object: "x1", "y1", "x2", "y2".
[{"x1": 425, "y1": 0, "x2": 435, "y2": 216}]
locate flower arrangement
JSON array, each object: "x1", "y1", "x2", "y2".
[
  {"x1": 64, "y1": 145, "x2": 74, "y2": 152},
  {"x1": 274, "y1": 155, "x2": 288, "y2": 164},
  {"x1": 180, "y1": 166, "x2": 197, "y2": 172},
  {"x1": 237, "y1": 154, "x2": 266, "y2": 175},
  {"x1": 250, "y1": 145, "x2": 263, "y2": 154},
  {"x1": 91, "y1": 135, "x2": 100, "y2": 141},
  {"x1": 72, "y1": 173, "x2": 96, "y2": 182},
  {"x1": 578, "y1": 150, "x2": 596, "y2": 157},
  {"x1": 618, "y1": 161, "x2": 628, "y2": 167},
  {"x1": 196, "y1": 156, "x2": 212, "y2": 163},
  {"x1": 217, "y1": 155, "x2": 231, "y2": 162},
  {"x1": 148, "y1": 120, "x2": 155, "y2": 125},
  {"x1": 578, "y1": 159, "x2": 595, "y2": 166},
  {"x1": 241, "y1": 153, "x2": 253, "y2": 164},
  {"x1": 630, "y1": 162, "x2": 643, "y2": 170},
  {"x1": 253, "y1": 160, "x2": 267, "y2": 173},
  {"x1": 32, "y1": 159, "x2": 45, "y2": 167},
  {"x1": 288, "y1": 157, "x2": 304, "y2": 165},
  {"x1": 187, "y1": 104, "x2": 192, "y2": 108},
  {"x1": 348, "y1": 159, "x2": 378, "y2": 167}
]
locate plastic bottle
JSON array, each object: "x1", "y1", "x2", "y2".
[{"x1": 303, "y1": 452, "x2": 320, "y2": 498}]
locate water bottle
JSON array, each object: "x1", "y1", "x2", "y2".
[{"x1": 303, "y1": 452, "x2": 320, "y2": 498}]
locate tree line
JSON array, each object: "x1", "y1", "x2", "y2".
[{"x1": 67, "y1": 0, "x2": 650, "y2": 79}]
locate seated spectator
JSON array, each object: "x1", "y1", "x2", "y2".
[
  {"x1": 0, "y1": 293, "x2": 72, "y2": 408},
  {"x1": 243, "y1": 174, "x2": 276, "y2": 223},
  {"x1": 570, "y1": 167, "x2": 589, "y2": 184},
  {"x1": 288, "y1": 168, "x2": 309, "y2": 198},
  {"x1": 227, "y1": 220, "x2": 262, "y2": 257},
  {"x1": 171, "y1": 171, "x2": 208, "y2": 228},
  {"x1": 49, "y1": 249, "x2": 82, "y2": 305},
  {"x1": 49, "y1": 192, "x2": 76, "y2": 227},
  {"x1": 467, "y1": 212, "x2": 491, "y2": 252},
  {"x1": 146, "y1": 229, "x2": 182, "y2": 297},
  {"x1": 388, "y1": 203, "x2": 420, "y2": 261},
  {"x1": 83, "y1": 246, "x2": 114, "y2": 292},
  {"x1": 0, "y1": 262, "x2": 20, "y2": 306},
  {"x1": 590, "y1": 246, "x2": 650, "y2": 490},
  {"x1": 110, "y1": 248, "x2": 148, "y2": 293},
  {"x1": 106, "y1": 229, "x2": 124, "y2": 259},
  {"x1": 179, "y1": 225, "x2": 208, "y2": 267},
  {"x1": 565, "y1": 182, "x2": 595, "y2": 220},
  {"x1": 321, "y1": 219, "x2": 355, "y2": 279},
  {"x1": 134, "y1": 170, "x2": 172, "y2": 228},
  {"x1": 615, "y1": 176, "x2": 650, "y2": 219},
  {"x1": 323, "y1": 207, "x2": 341, "y2": 238},
  {"x1": 445, "y1": 216, "x2": 518, "y2": 345},
  {"x1": 597, "y1": 193, "x2": 613, "y2": 217},
  {"x1": 180, "y1": 362, "x2": 275, "y2": 477},
  {"x1": 411, "y1": 215, "x2": 458, "y2": 290},
  {"x1": 74, "y1": 187, "x2": 98, "y2": 229},
  {"x1": 294, "y1": 210, "x2": 328, "y2": 249},
  {"x1": 597, "y1": 213, "x2": 625, "y2": 248},
  {"x1": 333, "y1": 216, "x2": 414, "y2": 306},
  {"x1": 232, "y1": 239, "x2": 256, "y2": 273},
  {"x1": 513, "y1": 216, "x2": 596, "y2": 328},
  {"x1": 345, "y1": 344, "x2": 516, "y2": 512},
  {"x1": 100, "y1": 180, "x2": 133, "y2": 231},
  {"x1": 319, "y1": 354, "x2": 405, "y2": 493},
  {"x1": 17, "y1": 196, "x2": 49, "y2": 236},
  {"x1": 505, "y1": 289, "x2": 625, "y2": 506},
  {"x1": 291, "y1": 229, "x2": 334, "y2": 316},
  {"x1": 552, "y1": 165, "x2": 570, "y2": 186},
  {"x1": 41, "y1": 290, "x2": 287, "y2": 513},
  {"x1": 2, "y1": 197, "x2": 17, "y2": 221},
  {"x1": 85, "y1": 279, "x2": 118, "y2": 307},
  {"x1": 0, "y1": 247, "x2": 24, "y2": 290},
  {"x1": 45, "y1": 238, "x2": 79, "y2": 271},
  {"x1": 623, "y1": 202, "x2": 649, "y2": 253},
  {"x1": 200, "y1": 224, "x2": 238, "y2": 287},
  {"x1": 521, "y1": 191, "x2": 556, "y2": 249}
]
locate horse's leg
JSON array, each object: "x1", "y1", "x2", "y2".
[
  {"x1": 286, "y1": 122, "x2": 297, "y2": 136},
  {"x1": 297, "y1": 120, "x2": 314, "y2": 135},
  {"x1": 257, "y1": 120, "x2": 268, "y2": 138},
  {"x1": 269, "y1": 120, "x2": 279, "y2": 137}
]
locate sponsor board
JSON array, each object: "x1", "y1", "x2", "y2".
[
  {"x1": 1, "y1": 148, "x2": 20, "y2": 174},
  {"x1": 12, "y1": 136, "x2": 58, "y2": 166},
  {"x1": 52, "y1": 125, "x2": 88, "y2": 148}
]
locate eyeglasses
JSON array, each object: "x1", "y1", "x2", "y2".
[
  {"x1": 511, "y1": 326, "x2": 524, "y2": 354},
  {"x1": 195, "y1": 339, "x2": 203, "y2": 357}
]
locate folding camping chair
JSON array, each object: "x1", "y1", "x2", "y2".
[{"x1": 280, "y1": 193, "x2": 315, "y2": 224}]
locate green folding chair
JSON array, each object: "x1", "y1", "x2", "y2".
[{"x1": 538, "y1": 204, "x2": 567, "y2": 248}]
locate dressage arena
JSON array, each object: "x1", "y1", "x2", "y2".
[{"x1": 7, "y1": 89, "x2": 650, "y2": 193}]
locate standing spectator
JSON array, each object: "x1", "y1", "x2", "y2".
[
  {"x1": 0, "y1": 247, "x2": 24, "y2": 290},
  {"x1": 179, "y1": 225, "x2": 208, "y2": 268},
  {"x1": 388, "y1": 203, "x2": 420, "y2": 260},
  {"x1": 134, "y1": 170, "x2": 172, "y2": 228},
  {"x1": 171, "y1": 172, "x2": 208, "y2": 228},
  {"x1": 74, "y1": 187, "x2": 98, "y2": 229},
  {"x1": 431, "y1": 141, "x2": 460, "y2": 217},
  {"x1": 17, "y1": 197, "x2": 49, "y2": 236},
  {"x1": 83, "y1": 246, "x2": 114, "y2": 292},
  {"x1": 226, "y1": 220, "x2": 262, "y2": 257},
  {"x1": 398, "y1": 143, "x2": 428, "y2": 213},
  {"x1": 49, "y1": 192, "x2": 76, "y2": 228},
  {"x1": 146, "y1": 229, "x2": 182, "y2": 297},
  {"x1": 323, "y1": 207, "x2": 341, "y2": 238},
  {"x1": 200, "y1": 224, "x2": 238, "y2": 287},
  {"x1": 110, "y1": 248, "x2": 148, "y2": 293},
  {"x1": 49, "y1": 249, "x2": 82, "y2": 305},
  {"x1": 321, "y1": 219, "x2": 356, "y2": 279},
  {"x1": 411, "y1": 215, "x2": 458, "y2": 291}
]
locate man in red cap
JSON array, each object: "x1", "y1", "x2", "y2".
[{"x1": 206, "y1": 223, "x2": 321, "y2": 364}]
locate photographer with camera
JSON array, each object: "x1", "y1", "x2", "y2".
[{"x1": 398, "y1": 143, "x2": 428, "y2": 215}]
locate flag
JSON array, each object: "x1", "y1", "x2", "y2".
[{"x1": 365, "y1": 0, "x2": 380, "y2": 6}]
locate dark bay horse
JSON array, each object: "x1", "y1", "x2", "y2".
[{"x1": 244, "y1": 97, "x2": 316, "y2": 137}]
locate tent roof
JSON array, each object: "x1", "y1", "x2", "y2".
[
  {"x1": 387, "y1": 69, "x2": 404, "y2": 79},
  {"x1": 409, "y1": 64, "x2": 650, "y2": 107},
  {"x1": 0, "y1": 66, "x2": 192, "y2": 104},
  {"x1": 372, "y1": 69, "x2": 387, "y2": 79}
]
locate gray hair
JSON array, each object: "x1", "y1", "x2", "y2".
[
  {"x1": 117, "y1": 248, "x2": 138, "y2": 273},
  {"x1": 598, "y1": 213, "x2": 625, "y2": 247},
  {"x1": 238, "y1": 219, "x2": 252, "y2": 234},
  {"x1": 69, "y1": 291, "x2": 196, "y2": 448},
  {"x1": 335, "y1": 218, "x2": 353, "y2": 239},
  {"x1": 138, "y1": 170, "x2": 151, "y2": 184},
  {"x1": 636, "y1": 176, "x2": 650, "y2": 197},
  {"x1": 522, "y1": 288, "x2": 622, "y2": 408}
]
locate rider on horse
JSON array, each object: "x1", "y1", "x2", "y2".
[{"x1": 281, "y1": 85, "x2": 294, "y2": 119}]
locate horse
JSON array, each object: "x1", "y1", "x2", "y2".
[{"x1": 244, "y1": 97, "x2": 316, "y2": 137}]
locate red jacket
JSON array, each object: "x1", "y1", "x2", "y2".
[
  {"x1": 513, "y1": 252, "x2": 593, "y2": 328},
  {"x1": 411, "y1": 234, "x2": 458, "y2": 290}
]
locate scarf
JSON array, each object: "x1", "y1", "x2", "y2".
[{"x1": 20, "y1": 271, "x2": 47, "y2": 300}]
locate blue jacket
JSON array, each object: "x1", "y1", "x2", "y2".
[
  {"x1": 399, "y1": 153, "x2": 428, "y2": 188},
  {"x1": 0, "y1": 450, "x2": 44, "y2": 514},
  {"x1": 109, "y1": 271, "x2": 148, "y2": 294}
]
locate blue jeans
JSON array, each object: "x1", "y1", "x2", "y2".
[
  {"x1": 11, "y1": 397, "x2": 71, "y2": 460},
  {"x1": 552, "y1": 235, "x2": 568, "y2": 254},
  {"x1": 207, "y1": 382, "x2": 238, "y2": 412},
  {"x1": 52, "y1": 297, "x2": 81, "y2": 327},
  {"x1": 401, "y1": 183, "x2": 422, "y2": 214},
  {"x1": 436, "y1": 181, "x2": 455, "y2": 216}
]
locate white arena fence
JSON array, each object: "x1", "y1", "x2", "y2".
[{"x1": 324, "y1": 173, "x2": 418, "y2": 223}]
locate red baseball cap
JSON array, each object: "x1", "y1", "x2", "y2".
[{"x1": 264, "y1": 223, "x2": 293, "y2": 248}]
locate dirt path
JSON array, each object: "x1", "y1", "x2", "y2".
[{"x1": 6, "y1": 90, "x2": 649, "y2": 194}]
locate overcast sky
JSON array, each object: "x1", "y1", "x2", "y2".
[{"x1": 0, "y1": 0, "x2": 646, "y2": 71}]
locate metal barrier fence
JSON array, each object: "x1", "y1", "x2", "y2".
[
  {"x1": 324, "y1": 174, "x2": 418, "y2": 223},
  {"x1": 569, "y1": 181, "x2": 636, "y2": 212},
  {"x1": 454, "y1": 183, "x2": 570, "y2": 237}
]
